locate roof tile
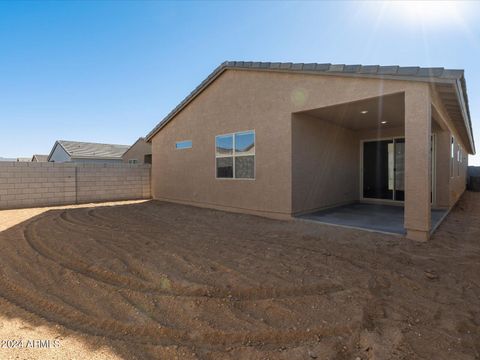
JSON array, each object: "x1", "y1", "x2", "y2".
[
  {"x1": 358, "y1": 65, "x2": 379, "y2": 74},
  {"x1": 280, "y1": 63, "x2": 293, "y2": 69},
  {"x1": 417, "y1": 67, "x2": 445, "y2": 77},
  {"x1": 145, "y1": 61, "x2": 471, "y2": 150},
  {"x1": 314, "y1": 63, "x2": 331, "y2": 71},
  {"x1": 397, "y1": 67, "x2": 420, "y2": 75},
  {"x1": 343, "y1": 65, "x2": 362, "y2": 73},
  {"x1": 57, "y1": 140, "x2": 129, "y2": 159},
  {"x1": 328, "y1": 64, "x2": 345, "y2": 72},
  {"x1": 377, "y1": 66, "x2": 399, "y2": 75},
  {"x1": 302, "y1": 63, "x2": 316, "y2": 71}
]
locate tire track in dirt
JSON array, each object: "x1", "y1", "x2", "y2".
[
  {"x1": 0, "y1": 205, "x2": 363, "y2": 351},
  {"x1": 63, "y1": 205, "x2": 358, "y2": 329},
  {"x1": 1, "y1": 195, "x2": 479, "y2": 358},
  {"x1": 66, "y1": 206, "x2": 324, "y2": 292},
  {"x1": 20, "y1": 209, "x2": 347, "y2": 301},
  {"x1": 67, "y1": 207, "x2": 270, "y2": 288},
  {"x1": 0, "y1": 270, "x2": 353, "y2": 348}
]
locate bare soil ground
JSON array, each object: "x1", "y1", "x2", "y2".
[{"x1": 0, "y1": 193, "x2": 479, "y2": 360}]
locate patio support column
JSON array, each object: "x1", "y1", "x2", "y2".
[{"x1": 404, "y1": 86, "x2": 432, "y2": 241}]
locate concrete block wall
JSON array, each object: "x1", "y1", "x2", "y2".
[
  {"x1": 76, "y1": 163, "x2": 151, "y2": 203},
  {"x1": 0, "y1": 162, "x2": 151, "y2": 210}
]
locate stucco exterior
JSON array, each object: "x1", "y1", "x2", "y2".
[
  {"x1": 148, "y1": 66, "x2": 474, "y2": 240},
  {"x1": 291, "y1": 113, "x2": 359, "y2": 214},
  {"x1": 122, "y1": 138, "x2": 152, "y2": 164}
]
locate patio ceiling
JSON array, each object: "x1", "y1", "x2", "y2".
[{"x1": 297, "y1": 93, "x2": 405, "y2": 131}]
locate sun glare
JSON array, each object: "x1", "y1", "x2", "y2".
[
  {"x1": 393, "y1": 1, "x2": 465, "y2": 25},
  {"x1": 365, "y1": 1, "x2": 473, "y2": 29}
]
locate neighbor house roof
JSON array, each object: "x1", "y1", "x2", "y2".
[
  {"x1": 121, "y1": 137, "x2": 151, "y2": 158},
  {"x1": 48, "y1": 140, "x2": 130, "y2": 161},
  {"x1": 31, "y1": 154, "x2": 48, "y2": 162},
  {"x1": 145, "y1": 61, "x2": 475, "y2": 153}
]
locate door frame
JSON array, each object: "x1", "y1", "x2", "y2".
[
  {"x1": 359, "y1": 136, "x2": 405, "y2": 204},
  {"x1": 359, "y1": 135, "x2": 437, "y2": 205}
]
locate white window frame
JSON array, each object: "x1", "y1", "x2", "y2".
[
  {"x1": 215, "y1": 130, "x2": 255, "y2": 180},
  {"x1": 128, "y1": 159, "x2": 138, "y2": 164},
  {"x1": 450, "y1": 137, "x2": 455, "y2": 178},
  {"x1": 457, "y1": 148, "x2": 462, "y2": 176},
  {"x1": 175, "y1": 140, "x2": 192, "y2": 150}
]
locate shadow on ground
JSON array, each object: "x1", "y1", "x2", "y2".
[{"x1": 0, "y1": 194, "x2": 479, "y2": 359}]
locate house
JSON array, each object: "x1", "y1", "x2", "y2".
[
  {"x1": 145, "y1": 61, "x2": 475, "y2": 241},
  {"x1": 16, "y1": 157, "x2": 31, "y2": 162},
  {"x1": 31, "y1": 154, "x2": 48, "y2": 162},
  {"x1": 122, "y1": 137, "x2": 152, "y2": 164},
  {"x1": 47, "y1": 140, "x2": 130, "y2": 164},
  {"x1": 0, "y1": 157, "x2": 15, "y2": 162}
]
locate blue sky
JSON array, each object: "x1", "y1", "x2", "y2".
[{"x1": 1, "y1": 1, "x2": 479, "y2": 164}]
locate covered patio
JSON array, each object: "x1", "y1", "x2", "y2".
[
  {"x1": 291, "y1": 85, "x2": 462, "y2": 241},
  {"x1": 298, "y1": 203, "x2": 448, "y2": 235}
]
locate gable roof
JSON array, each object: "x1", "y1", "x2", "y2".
[
  {"x1": 145, "y1": 61, "x2": 474, "y2": 153},
  {"x1": 121, "y1": 137, "x2": 151, "y2": 158},
  {"x1": 48, "y1": 140, "x2": 130, "y2": 161},
  {"x1": 31, "y1": 154, "x2": 48, "y2": 162}
]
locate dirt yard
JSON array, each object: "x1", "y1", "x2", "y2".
[{"x1": 0, "y1": 193, "x2": 479, "y2": 360}]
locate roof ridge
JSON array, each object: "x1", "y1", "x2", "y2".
[
  {"x1": 145, "y1": 61, "x2": 471, "y2": 149},
  {"x1": 58, "y1": 139, "x2": 129, "y2": 147},
  {"x1": 221, "y1": 61, "x2": 464, "y2": 78}
]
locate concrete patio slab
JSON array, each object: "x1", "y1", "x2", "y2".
[{"x1": 298, "y1": 203, "x2": 448, "y2": 235}]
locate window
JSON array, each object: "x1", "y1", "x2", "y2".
[
  {"x1": 128, "y1": 159, "x2": 138, "y2": 164},
  {"x1": 215, "y1": 130, "x2": 255, "y2": 179},
  {"x1": 457, "y1": 149, "x2": 460, "y2": 176},
  {"x1": 144, "y1": 154, "x2": 152, "y2": 164},
  {"x1": 176, "y1": 140, "x2": 192, "y2": 149},
  {"x1": 450, "y1": 137, "x2": 454, "y2": 178}
]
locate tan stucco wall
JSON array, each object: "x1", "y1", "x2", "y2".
[
  {"x1": 355, "y1": 126, "x2": 405, "y2": 140},
  {"x1": 150, "y1": 69, "x2": 435, "y2": 218},
  {"x1": 122, "y1": 138, "x2": 152, "y2": 164},
  {"x1": 151, "y1": 71, "x2": 293, "y2": 218},
  {"x1": 450, "y1": 137, "x2": 468, "y2": 205},
  {"x1": 291, "y1": 113, "x2": 359, "y2": 214},
  {"x1": 434, "y1": 130, "x2": 451, "y2": 208},
  {"x1": 431, "y1": 87, "x2": 468, "y2": 208},
  {"x1": 404, "y1": 86, "x2": 432, "y2": 240}
]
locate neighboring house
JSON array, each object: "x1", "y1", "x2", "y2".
[
  {"x1": 31, "y1": 154, "x2": 48, "y2": 162},
  {"x1": 146, "y1": 61, "x2": 475, "y2": 241},
  {"x1": 16, "y1": 157, "x2": 31, "y2": 162},
  {"x1": 122, "y1": 137, "x2": 152, "y2": 164},
  {"x1": 47, "y1": 140, "x2": 130, "y2": 164},
  {"x1": 0, "y1": 157, "x2": 15, "y2": 162}
]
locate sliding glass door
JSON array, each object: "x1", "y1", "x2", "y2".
[{"x1": 363, "y1": 138, "x2": 405, "y2": 201}]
